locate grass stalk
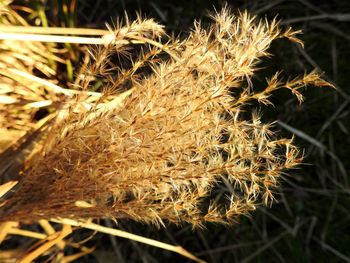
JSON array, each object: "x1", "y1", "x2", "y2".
[{"x1": 52, "y1": 218, "x2": 206, "y2": 263}]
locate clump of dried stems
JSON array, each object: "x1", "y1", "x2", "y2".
[
  {"x1": 0, "y1": 1, "x2": 69, "y2": 154},
  {"x1": 1, "y1": 7, "x2": 331, "y2": 228}
]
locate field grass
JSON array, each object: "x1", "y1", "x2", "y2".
[{"x1": 0, "y1": 0, "x2": 349, "y2": 262}]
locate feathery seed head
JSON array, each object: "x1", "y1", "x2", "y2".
[{"x1": 1, "y1": 8, "x2": 331, "y2": 227}]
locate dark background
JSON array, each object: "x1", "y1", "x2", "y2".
[{"x1": 11, "y1": 0, "x2": 350, "y2": 262}]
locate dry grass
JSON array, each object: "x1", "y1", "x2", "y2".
[
  {"x1": 0, "y1": 2, "x2": 67, "y2": 155},
  {"x1": 0, "y1": 2, "x2": 333, "y2": 262}
]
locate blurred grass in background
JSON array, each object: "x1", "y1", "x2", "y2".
[{"x1": 2, "y1": 0, "x2": 350, "y2": 262}]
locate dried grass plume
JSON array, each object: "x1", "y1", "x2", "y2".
[{"x1": 0, "y1": 7, "x2": 332, "y2": 227}]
